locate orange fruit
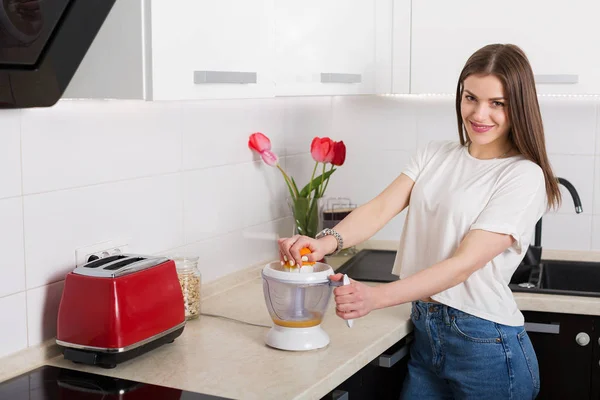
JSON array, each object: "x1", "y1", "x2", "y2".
[{"x1": 300, "y1": 248, "x2": 315, "y2": 266}]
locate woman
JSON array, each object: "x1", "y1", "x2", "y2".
[{"x1": 278, "y1": 44, "x2": 561, "y2": 399}]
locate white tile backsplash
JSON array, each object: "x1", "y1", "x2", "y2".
[
  {"x1": 182, "y1": 98, "x2": 286, "y2": 171},
  {"x1": 164, "y1": 217, "x2": 293, "y2": 282},
  {"x1": 540, "y1": 212, "x2": 593, "y2": 251},
  {"x1": 331, "y1": 96, "x2": 417, "y2": 151},
  {"x1": 183, "y1": 164, "x2": 246, "y2": 243},
  {"x1": 0, "y1": 110, "x2": 22, "y2": 199},
  {"x1": 414, "y1": 96, "x2": 458, "y2": 146},
  {"x1": 595, "y1": 156, "x2": 600, "y2": 215},
  {"x1": 324, "y1": 149, "x2": 412, "y2": 206},
  {"x1": 21, "y1": 101, "x2": 183, "y2": 194},
  {"x1": 596, "y1": 103, "x2": 600, "y2": 155},
  {"x1": 0, "y1": 292, "x2": 28, "y2": 358},
  {"x1": 2, "y1": 94, "x2": 600, "y2": 359},
  {"x1": 26, "y1": 280, "x2": 64, "y2": 347},
  {"x1": 592, "y1": 215, "x2": 600, "y2": 251},
  {"x1": 539, "y1": 97, "x2": 597, "y2": 155},
  {"x1": 283, "y1": 97, "x2": 333, "y2": 155},
  {"x1": 0, "y1": 198, "x2": 25, "y2": 298},
  {"x1": 23, "y1": 174, "x2": 183, "y2": 289}
]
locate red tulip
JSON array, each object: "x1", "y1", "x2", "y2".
[
  {"x1": 331, "y1": 141, "x2": 346, "y2": 166},
  {"x1": 310, "y1": 137, "x2": 334, "y2": 163},
  {"x1": 248, "y1": 132, "x2": 271, "y2": 153}
]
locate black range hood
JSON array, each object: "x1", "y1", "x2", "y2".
[{"x1": 0, "y1": 0, "x2": 115, "y2": 108}]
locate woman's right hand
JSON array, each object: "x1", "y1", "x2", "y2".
[{"x1": 278, "y1": 234, "x2": 336, "y2": 267}]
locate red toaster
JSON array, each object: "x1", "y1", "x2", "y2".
[{"x1": 56, "y1": 254, "x2": 185, "y2": 368}]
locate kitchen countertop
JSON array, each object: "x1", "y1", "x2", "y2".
[
  {"x1": 47, "y1": 275, "x2": 412, "y2": 400},
  {"x1": 4, "y1": 241, "x2": 600, "y2": 399}
]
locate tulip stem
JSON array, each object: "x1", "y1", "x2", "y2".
[
  {"x1": 308, "y1": 161, "x2": 318, "y2": 200},
  {"x1": 321, "y1": 164, "x2": 334, "y2": 196},
  {"x1": 277, "y1": 164, "x2": 298, "y2": 199},
  {"x1": 319, "y1": 163, "x2": 326, "y2": 197}
]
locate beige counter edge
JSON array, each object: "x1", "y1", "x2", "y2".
[{"x1": 2, "y1": 243, "x2": 600, "y2": 394}]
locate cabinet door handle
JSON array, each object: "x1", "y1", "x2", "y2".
[
  {"x1": 534, "y1": 74, "x2": 578, "y2": 84},
  {"x1": 576, "y1": 332, "x2": 590, "y2": 347},
  {"x1": 377, "y1": 343, "x2": 410, "y2": 368},
  {"x1": 525, "y1": 322, "x2": 560, "y2": 334},
  {"x1": 321, "y1": 73, "x2": 362, "y2": 84},
  {"x1": 194, "y1": 71, "x2": 257, "y2": 84}
]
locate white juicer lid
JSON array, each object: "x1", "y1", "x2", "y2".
[{"x1": 262, "y1": 261, "x2": 334, "y2": 283}]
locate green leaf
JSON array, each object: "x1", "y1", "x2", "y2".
[
  {"x1": 291, "y1": 196, "x2": 320, "y2": 238},
  {"x1": 291, "y1": 197, "x2": 310, "y2": 236},
  {"x1": 290, "y1": 176, "x2": 300, "y2": 197},
  {"x1": 306, "y1": 197, "x2": 320, "y2": 238},
  {"x1": 299, "y1": 168, "x2": 336, "y2": 198}
]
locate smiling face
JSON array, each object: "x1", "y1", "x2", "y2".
[{"x1": 460, "y1": 74, "x2": 511, "y2": 150}]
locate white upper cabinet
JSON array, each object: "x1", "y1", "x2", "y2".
[
  {"x1": 151, "y1": 0, "x2": 274, "y2": 100},
  {"x1": 275, "y1": 0, "x2": 389, "y2": 96},
  {"x1": 391, "y1": 0, "x2": 410, "y2": 94},
  {"x1": 411, "y1": 0, "x2": 600, "y2": 95},
  {"x1": 65, "y1": 0, "x2": 275, "y2": 101}
]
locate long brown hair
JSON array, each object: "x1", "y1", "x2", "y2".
[{"x1": 455, "y1": 43, "x2": 561, "y2": 210}]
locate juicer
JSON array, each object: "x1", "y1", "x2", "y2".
[{"x1": 261, "y1": 261, "x2": 352, "y2": 351}]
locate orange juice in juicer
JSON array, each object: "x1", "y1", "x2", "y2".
[{"x1": 261, "y1": 253, "x2": 352, "y2": 351}]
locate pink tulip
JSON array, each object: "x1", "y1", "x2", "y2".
[
  {"x1": 261, "y1": 150, "x2": 279, "y2": 166},
  {"x1": 248, "y1": 132, "x2": 280, "y2": 167}
]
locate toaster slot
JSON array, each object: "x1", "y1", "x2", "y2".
[
  {"x1": 72, "y1": 255, "x2": 169, "y2": 278},
  {"x1": 84, "y1": 255, "x2": 127, "y2": 269},
  {"x1": 103, "y1": 257, "x2": 145, "y2": 271}
]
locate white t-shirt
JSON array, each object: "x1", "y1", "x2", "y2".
[{"x1": 392, "y1": 140, "x2": 547, "y2": 326}]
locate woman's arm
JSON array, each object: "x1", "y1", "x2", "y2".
[
  {"x1": 281, "y1": 173, "x2": 415, "y2": 267},
  {"x1": 333, "y1": 229, "x2": 514, "y2": 318},
  {"x1": 330, "y1": 173, "x2": 415, "y2": 250}
]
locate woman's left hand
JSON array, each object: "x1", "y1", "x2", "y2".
[{"x1": 329, "y1": 273, "x2": 378, "y2": 320}]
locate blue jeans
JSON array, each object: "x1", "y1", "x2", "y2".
[{"x1": 401, "y1": 301, "x2": 540, "y2": 400}]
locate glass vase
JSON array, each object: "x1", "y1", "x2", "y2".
[{"x1": 288, "y1": 196, "x2": 325, "y2": 238}]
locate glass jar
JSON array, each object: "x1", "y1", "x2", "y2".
[{"x1": 173, "y1": 256, "x2": 201, "y2": 320}]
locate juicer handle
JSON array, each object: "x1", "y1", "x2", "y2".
[{"x1": 342, "y1": 274, "x2": 354, "y2": 328}]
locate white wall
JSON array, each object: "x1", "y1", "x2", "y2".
[{"x1": 1, "y1": 94, "x2": 599, "y2": 358}]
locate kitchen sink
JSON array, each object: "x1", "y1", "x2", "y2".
[{"x1": 509, "y1": 260, "x2": 600, "y2": 298}]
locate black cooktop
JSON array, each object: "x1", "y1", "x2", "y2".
[
  {"x1": 335, "y1": 249, "x2": 399, "y2": 282},
  {"x1": 0, "y1": 365, "x2": 232, "y2": 400}
]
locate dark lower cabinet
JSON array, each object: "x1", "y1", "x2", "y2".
[
  {"x1": 321, "y1": 335, "x2": 412, "y2": 400},
  {"x1": 592, "y1": 318, "x2": 600, "y2": 400},
  {"x1": 523, "y1": 311, "x2": 598, "y2": 400}
]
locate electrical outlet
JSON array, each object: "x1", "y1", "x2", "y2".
[{"x1": 75, "y1": 239, "x2": 130, "y2": 267}]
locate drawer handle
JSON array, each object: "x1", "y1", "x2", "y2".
[
  {"x1": 534, "y1": 74, "x2": 578, "y2": 84},
  {"x1": 525, "y1": 322, "x2": 560, "y2": 334},
  {"x1": 377, "y1": 343, "x2": 409, "y2": 368},
  {"x1": 320, "y1": 73, "x2": 362, "y2": 84},
  {"x1": 194, "y1": 71, "x2": 257, "y2": 84}
]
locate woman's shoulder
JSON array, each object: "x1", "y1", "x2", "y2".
[
  {"x1": 420, "y1": 140, "x2": 463, "y2": 157},
  {"x1": 501, "y1": 157, "x2": 545, "y2": 184}
]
